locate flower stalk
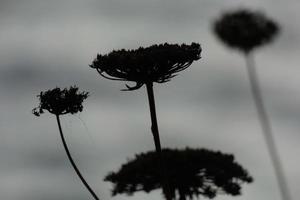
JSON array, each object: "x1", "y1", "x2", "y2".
[
  {"x1": 146, "y1": 83, "x2": 162, "y2": 152},
  {"x1": 245, "y1": 53, "x2": 291, "y2": 200},
  {"x1": 146, "y1": 82, "x2": 172, "y2": 200},
  {"x1": 33, "y1": 86, "x2": 99, "y2": 200},
  {"x1": 213, "y1": 9, "x2": 291, "y2": 200},
  {"x1": 90, "y1": 43, "x2": 201, "y2": 200},
  {"x1": 56, "y1": 115, "x2": 100, "y2": 200}
]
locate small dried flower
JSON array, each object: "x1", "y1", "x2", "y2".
[
  {"x1": 32, "y1": 86, "x2": 89, "y2": 116},
  {"x1": 90, "y1": 43, "x2": 201, "y2": 90},
  {"x1": 213, "y1": 9, "x2": 279, "y2": 53}
]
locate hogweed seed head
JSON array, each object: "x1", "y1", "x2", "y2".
[
  {"x1": 90, "y1": 43, "x2": 201, "y2": 90},
  {"x1": 32, "y1": 86, "x2": 89, "y2": 116},
  {"x1": 213, "y1": 9, "x2": 279, "y2": 53},
  {"x1": 105, "y1": 148, "x2": 253, "y2": 200}
]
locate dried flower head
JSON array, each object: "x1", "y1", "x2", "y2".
[
  {"x1": 90, "y1": 43, "x2": 201, "y2": 90},
  {"x1": 32, "y1": 86, "x2": 89, "y2": 116},
  {"x1": 105, "y1": 148, "x2": 253, "y2": 200},
  {"x1": 213, "y1": 9, "x2": 279, "y2": 53}
]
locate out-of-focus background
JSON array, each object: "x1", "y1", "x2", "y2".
[{"x1": 0, "y1": 0, "x2": 299, "y2": 200}]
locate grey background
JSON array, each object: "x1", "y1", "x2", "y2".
[{"x1": 0, "y1": 0, "x2": 299, "y2": 200}]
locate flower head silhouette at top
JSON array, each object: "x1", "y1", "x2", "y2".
[
  {"x1": 33, "y1": 86, "x2": 89, "y2": 116},
  {"x1": 90, "y1": 43, "x2": 201, "y2": 90},
  {"x1": 214, "y1": 9, "x2": 279, "y2": 53},
  {"x1": 32, "y1": 86, "x2": 100, "y2": 200}
]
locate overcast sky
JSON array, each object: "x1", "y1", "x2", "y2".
[{"x1": 0, "y1": 0, "x2": 300, "y2": 200}]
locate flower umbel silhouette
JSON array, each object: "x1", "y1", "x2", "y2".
[
  {"x1": 214, "y1": 9, "x2": 279, "y2": 53},
  {"x1": 33, "y1": 86, "x2": 89, "y2": 116},
  {"x1": 213, "y1": 9, "x2": 290, "y2": 200},
  {"x1": 33, "y1": 86, "x2": 100, "y2": 200},
  {"x1": 105, "y1": 148, "x2": 253, "y2": 200},
  {"x1": 90, "y1": 43, "x2": 201, "y2": 200},
  {"x1": 90, "y1": 43, "x2": 201, "y2": 90}
]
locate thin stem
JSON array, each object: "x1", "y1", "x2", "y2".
[
  {"x1": 245, "y1": 53, "x2": 291, "y2": 200},
  {"x1": 146, "y1": 83, "x2": 162, "y2": 152},
  {"x1": 146, "y1": 83, "x2": 172, "y2": 200},
  {"x1": 56, "y1": 115, "x2": 100, "y2": 200}
]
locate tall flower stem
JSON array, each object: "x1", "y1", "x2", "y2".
[
  {"x1": 56, "y1": 115, "x2": 100, "y2": 200},
  {"x1": 245, "y1": 53, "x2": 291, "y2": 200},
  {"x1": 146, "y1": 83, "x2": 172, "y2": 200}
]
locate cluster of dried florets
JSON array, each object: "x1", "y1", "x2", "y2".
[
  {"x1": 90, "y1": 43, "x2": 201, "y2": 90},
  {"x1": 105, "y1": 148, "x2": 253, "y2": 200},
  {"x1": 32, "y1": 86, "x2": 89, "y2": 116},
  {"x1": 214, "y1": 9, "x2": 279, "y2": 53}
]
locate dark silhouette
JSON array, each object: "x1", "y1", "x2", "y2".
[
  {"x1": 90, "y1": 43, "x2": 201, "y2": 91},
  {"x1": 105, "y1": 148, "x2": 253, "y2": 200},
  {"x1": 90, "y1": 43, "x2": 201, "y2": 200},
  {"x1": 213, "y1": 9, "x2": 291, "y2": 200},
  {"x1": 33, "y1": 86, "x2": 100, "y2": 200},
  {"x1": 214, "y1": 9, "x2": 278, "y2": 53}
]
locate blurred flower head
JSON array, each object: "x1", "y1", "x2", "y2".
[
  {"x1": 105, "y1": 148, "x2": 253, "y2": 200},
  {"x1": 90, "y1": 43, "x2": 201, "y2": 90},
  {"x1": 32, "y1": 86, "x2": 89, "y2": 116},
  {"x1": 213, "y1": 9, "x2": 279, "y2": 53}
]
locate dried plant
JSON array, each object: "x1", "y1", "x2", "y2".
[
  {"x1": 33, "y1": 86, "x2": 100, "y2": 200},
  {"x1": 213, "y1": 9, "x2": 290, "y2": 200},
  {"x1": 90, "y1": 43, "x2": 201, "y2": 200}
]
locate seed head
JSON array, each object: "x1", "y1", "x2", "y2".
[
  {"x1": 214, "y1": 9, "x2": 279, "y2": 53},
  {"x1": 90, "y1": 43, "x2": 201, "y2": 90},
  {"x1": 32, "y1": 86, "x2": 89, "y2": 116}
]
